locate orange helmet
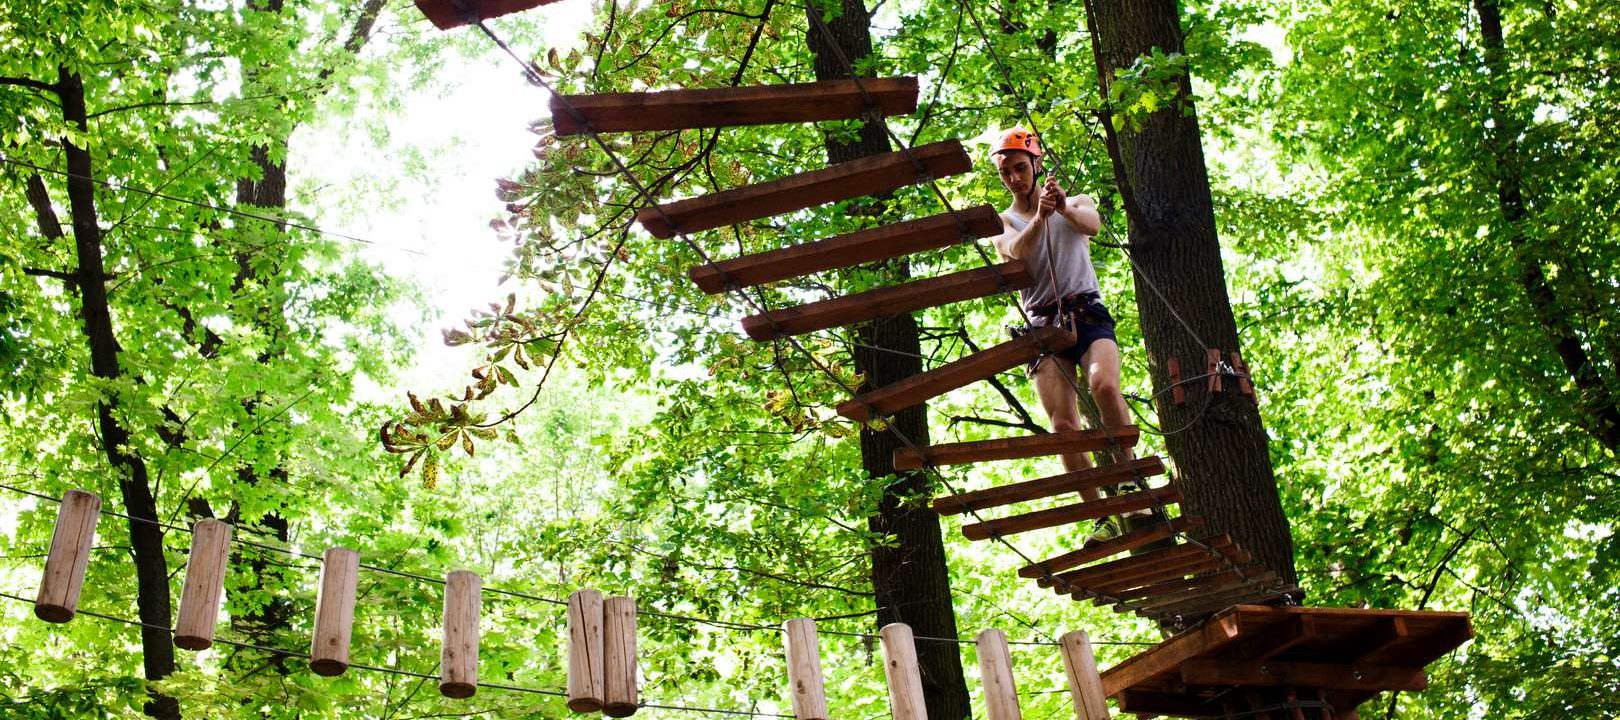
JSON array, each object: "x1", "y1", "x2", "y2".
[{"x1": 991, "y1": 127, "x2": 1042, "y2": 160}]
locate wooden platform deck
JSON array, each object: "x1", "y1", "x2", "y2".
[{"x1": 1101, "y1": 605, "x2": 1473, "y2": 718}]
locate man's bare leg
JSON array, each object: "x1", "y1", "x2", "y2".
[
  {"x1": 1032, "y1": 355, "x2": 1103, "y2": 502},
  {"x1": 1079, "y1": 339, "x2": 1135, "y2": 465}
]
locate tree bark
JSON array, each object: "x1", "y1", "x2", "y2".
[
  {"x1": 1083, "y1": 0, "x2": 1298, "y2": 585},
  {"x1": 56, "y1": 66, "x2": 182, "y2": 720},
  {"x1": 1473, "y1": 0, "x2": 1620, "y2": 454},
  {"x1": 805, "y1": 2, "x2": 972, "y2": 717}
]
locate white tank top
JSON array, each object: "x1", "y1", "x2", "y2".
[{"x1": 1001, "y1": 208, "x2": 1101, "y2": 322}]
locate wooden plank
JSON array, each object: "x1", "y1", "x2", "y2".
[
  {"x1": 637, "y1": 140, "x2": 971, "y2": 238},
  {"x1": 1115, "y1": 570, "x2": 1278, "y2": 613},
  {"x1": 1144, "y1": 585, "x2": 1296, "y2": 621},
  {"x1": 414, "y1": 0, "x2": 562, "y2": 30},
  {"x1": 1082, "y1": 545, "x2": 1249, "y2": 598},
  {"x1": 743, "y1": 261, "x2": 1030, "y2": 341},
  {"x1": 1100, "y1": 614, "x2": 1243, "y2": 697},
  {"x1": 1117, "y1": 690, "x2": 1222, "y2": 718},
  {"x1": 1180, "y1": 659, "x2": 1427, "y2": 692},
  {"x1": 937, "y1": 456, "x2": 1161, "y2": 518},
  {"x1": 1207, "y1": 349, "x2": 1223, "y2": 393},
  {"x1": 553, "y1": 78, "x2": 919, "y2": 136},
  {"x1": 1018, "y1": 513, "x2": 1197, "y2": 578},
  {"x1": 1231, "y1": 351, "x2": 1254, "y2": 398},
  {"x1": 841, "y1": 325, "x2": 1076, "y2": 422},
  {"x1": 689, "y1": 205, "x2": 1002, "y2": 294},
  {"x1": 1043, "y1": 539, "x2": 1216, "y2": 589},
  {"x1": 1167, "y1": 356, "x2": 1185, "y2": 406},
  {"x1": 962, "y1": 485, "x2": 1181, "y2": 541},
  {"x1": 894, "y1": 426, "x2": 1140, "y2": 470},
  {"x1": 1344, "y1": 616, "x2": 1408, "y2": 665}
]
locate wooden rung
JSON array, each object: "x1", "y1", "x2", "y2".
[
  {"x1": 553, "y1": 78, "x2": 919, "y2": 136},
  {"x1": 1118, "y1": 570, "x2": 1278, "y2": 614},
  {"x1": 936, "y1": 456, "x2": 1163, "y2": 517},
  {"x1": 1018, "y1": 514, "x2": 1199, "y2": 578},
  {"x1": 689, "y1": 206, "x2": 1003, "y2": 294},
  {"x1": 742, "y1": 261, "x2": 1030, "y2": 341},
  {"x1": 637, "y1": 140, "x2": 971, "y2": 238},
  {"x1": 1042, "y1": 539, "x2": 1219, "y2": 590},
  {"x1": 1146, "y1": 586, "x2": 1299, "y2": 620},
  {"x1": 567, "y1": 589, "x2": 606, "y2": 712},
  {"x1": 842, "y1": 325, "x2": 1076, "y2": 422},
  {"x1": 1078, "y1": 540, "x2": 1245, "y2": 597},
  {"x1": 783, "y1": 618, "x2": 830, "y2": 720},
  {"x1": 440, "y1": 570, "x2": 481, "y2": 699},
  {"x1": 310, "y1": 547, "x2": 360, "y2": 676},
  {"x1": 1057, "y1": 537, "x2": 1238, "y2": 595},
  {"x1": 962, "y1": 485, "x2": 1180, "y2": 542},
  {"x1": 603, "y1": 596, "x2": 639, "y2": 717},
  {"x1": 414, "y1": 0, "x2": 562, "y2": 30},
  {"x1": 1111, "y1": 569, "x2": 1276, "y2": 611},
  {"x1": 1060, "y1": 631, "x2": 1111, "y2": 720},
  {"x1": 893, "y1": 426, "x2": 1140, "y2": 470},
  {"x1": 174, "y1": 519, "x2": 231, "y2": 651},
  {"x1": 976, "y1": 629, "x2": 1022, "y2": 720}
]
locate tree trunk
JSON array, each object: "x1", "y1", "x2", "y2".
[
  {"x1": 805, "y1": 2, "x2": 972, "y2": 717},
  {"x1": 57, "y1": 66, "x2": 182, "y2": 720},
  {"x1": 1473, "y1": 0, "x2": 1620, "y2": 454},
  {"x1": 1083, "y1": 0, "x2": 1298, "y2": 585}
]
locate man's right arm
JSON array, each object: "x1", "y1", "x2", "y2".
[{"x1": 995, "y1": 212, "x2": 1048, "y2": 261}]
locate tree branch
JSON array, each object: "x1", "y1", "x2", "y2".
[
  {"x1": 24, "y1": 173, "x2": 64, "y2": 239},
  {"x1": 0, "y1": 76, "x2": 57, "y2": 93},
  {"x1": 22, "y1": 267, "x2": 77, "y2": 283}
]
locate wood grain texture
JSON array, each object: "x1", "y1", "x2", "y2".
[
  {"x1": 309, "y1": 548, "x2": 359, "y2": 676},
  {"x1": 173, "y1": 519, "x2": 231, "y2": 650},
  {"x1": 553, "y1": 78, "x2": 918, "y2": 136},
  {"x1": 34, "y1": 489, "x2": 99, "y2": 623}
]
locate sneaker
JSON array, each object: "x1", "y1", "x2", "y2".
[{"x1": 1087, "y1": 516, "x2": 1123, "y2": 543}]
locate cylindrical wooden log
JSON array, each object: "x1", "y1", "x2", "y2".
[
  {"x1": 309, "y1": 547, "x2": 360, "y2": 676},
  {"x1": 603, "y1": 595, "x2": 639, "y2": 717},
  {"x1": 34, "y1": 489, "x2": 101, "y2": 623},
  {"x1": 879, "y1": 623, "x2": 927, "y2": 720},
  {"x1": 567, "y1": 589, "x2": 606, "y2": 712},
  {"x1": 782, "y1": 618, "x2": 829, "y2": 720},
  {"x1": 174, "y1": 519, "x2": 232, "y2": 650},
  {"x1": 440, "y1": 570, "x2": 481, "y2": 698},
  {"x1": 1059, "y1": 630, "x2": 1110, "y2": 720},
  {"x1": 977, "y1": 629, "x2": 1022, "y2": 720}
]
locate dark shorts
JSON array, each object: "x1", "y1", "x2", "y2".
[{"x1": 1013, "y1": 296, "x2": 1118, "y2": 373}]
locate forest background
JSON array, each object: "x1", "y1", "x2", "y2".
[{"x1": 1, "y1": 0, "x2": 1616, "y2": 718}]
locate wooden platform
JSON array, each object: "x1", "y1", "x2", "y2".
[
  {"x1": 838, "y1": 325, "x2": 1075, "y2": 422},
  {"x1": 415, "y1": 0, "x2": 561, "y2": 29},
  {"x1": 637, "y1": 140, "x2": 971, "y2": 238},
  {"x1": 740, "y1": 261, "x2": 1030, "y2": 341},
  {"x1": 1101, "y1": 605, "x2": 1473, "y2": 718},
  {"x1": 552, "y1": 78, "x2": 919, "y2": 136},
  {"x1": 687, "y1": 205, "x2": 1003, "y2": 294}
]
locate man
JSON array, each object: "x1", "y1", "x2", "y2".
[{"x1": 990, "y1": 128, "x2": 1144, "y2": 535}]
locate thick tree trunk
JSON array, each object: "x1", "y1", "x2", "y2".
[
  {"x1": 1473, "y1": 0, "x2": 1620, "y2": 454},
  {"x1": 57, "y1": 67, "x2": 182, "y2": 720},
  {"x1": 805, "y1": 2, "x2": 972, "y2": 717},
  {"x1": 1083, "y1": 1, "x2": 1298, "y2": 584}
]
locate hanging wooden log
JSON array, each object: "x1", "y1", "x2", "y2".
[
  {"x1": 309, "y1": 547, "x2": 360, "y2": 676},
  {"x1": 893, "y1": 426, "x2": 1140, "y2": 470},
  {"x1": 962, "y1": 485, "x2": 1181, "y2": 541},
  {"x1": 936, "y1": 457, "x2": 1166, "y2": 517},
  {"x1": 552, "y1": 78, "x2": 920, "y2": 136},
  {"x1": 414, "y1": 0, "x2": 562, "y2": 30},
  {"x1": 567, "y1": 589, "x2": 606, "y2": 712},
  {"x1": 879, "y1": 623, "x2": 927, "y2": 720},
  {"x1": 839, "y1": 325, "x2": 1076, "y2": 422},
  {"x1": 1017, "y1": 515, "x2": 1200, "y2": 579},
  {"x1": 977, "y1": 629, "x2": 1022, "y2": 720},
  {"x1": 636, "y1": 140, "x2": 971, "y2": 238},
  {"x1": 33, "y1": 489, "x2": 100, "y2": 623},
  {"x1": 1060, "y1": 630, "x2": 1110, "y2": 720},
  {"x1": 741, "y1": 261, "x2": 1032, "y2": 341},
  {"x1": 782, "y1": 618, "x2": 830, "y2": 720},
  {"x1": 688, "y1": 206, "x2": 1003, "y2": 294},
  {"x1": 174, "y1": 518, "x2": 232, "y2": 650},
  {"x1": 603, "y1": 595, "x2": 639, "y2": 717},
  {"x1": 440, "y1": 570, "x2": 481, "y2": 698}
]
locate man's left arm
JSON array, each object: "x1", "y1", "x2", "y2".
[{"x1": 1060, "y1": 194, "x2": 1102, "y2": 236}]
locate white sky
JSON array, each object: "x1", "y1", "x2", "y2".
[{"x1": 294, "y1": 7, "x2": 594, "y2": 399}]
